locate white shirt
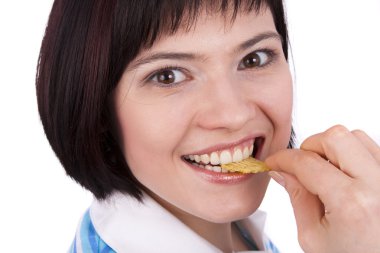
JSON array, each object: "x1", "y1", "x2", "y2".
[{"x1": 86, "y1": 191, "x2": 279, "y2": 253}]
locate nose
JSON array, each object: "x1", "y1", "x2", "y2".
[{"x1": 195, "y1": 76, "x2": 256, "y2": 131}]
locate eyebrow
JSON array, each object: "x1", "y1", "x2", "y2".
[
  {"x1": 127, "y1": 31, "x2": 282, "y2": 71},
  {"x1": 128, "y1": 52, "x2": 199, "y2": 71},
  {"x1": 235, "y1": 31, "x2": 282, "y2": 53}
]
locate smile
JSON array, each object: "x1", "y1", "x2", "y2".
[{"x1": 183, "y1": 138, "x2": 263, "y2": 174}]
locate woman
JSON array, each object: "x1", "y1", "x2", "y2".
[{"x1": 36, "y1": 0, "x2": 380, "y2": 252}]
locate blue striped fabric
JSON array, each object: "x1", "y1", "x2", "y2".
[
  {"x1": 265, "y1": 239, "x2": 281, "y2": 253},
  {"x1": 68, "y1": 210, "x2": 116, "y2": 253}
]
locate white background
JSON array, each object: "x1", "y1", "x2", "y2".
[{"x1": 0, "y1": 1, "x2": 379, "y2": 252}]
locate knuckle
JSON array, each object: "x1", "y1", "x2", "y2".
[
  {"x1": 351, "y1": 129, "x2": 365, "y2": 136},
  {"x1": 324, "y1": 125, "x2": 350, "y2": 139},
  {"x1": 351, "y1": 129, "x2": 368, "y2": 140},
  {"x1": 321, "y1": 125, "x2": 351, "y2": 149},
  {"x1": 299, "y1": 138, "x2": 311, "y2": 150}
]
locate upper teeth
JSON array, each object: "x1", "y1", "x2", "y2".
[{"x1": 185, "y1": 144, "x2": 254, "y2": 165}]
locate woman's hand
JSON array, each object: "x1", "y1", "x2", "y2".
[{"x1": 266, "y1": 125, "x2": 380, "y2": 253}]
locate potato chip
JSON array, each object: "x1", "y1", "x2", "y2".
[{"x1": 221, "y1": 157, "x2": 270, "y2": 173}]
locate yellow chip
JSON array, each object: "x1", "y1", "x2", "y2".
[{"x1": 221, "y1": 157, "x2": 270, "y2": 173}]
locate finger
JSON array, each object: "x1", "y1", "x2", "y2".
[
  {"x1": 269, "y1": 171, "x2": 324, "y2": 233},
  {"x1": 266, "y1": 149, "x2": 352, "y2": 209},
  {"x1": 301, "y1": 125, "x2": 379, "y2": 179},
  {"x1": 352, "y1": 129, "x2": 380, "y2": 164}
]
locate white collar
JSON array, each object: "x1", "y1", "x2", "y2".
[{"x1": 90, "y1": 192, "x2": 271, "y2": 253}]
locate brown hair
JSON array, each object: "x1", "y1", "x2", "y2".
[{"x1": 36, "y1": 0, "x2": 291, "y2": 200}]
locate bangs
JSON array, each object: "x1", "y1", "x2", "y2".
[
  {"x1": 139, "y1": 0, "x2": 268, "y2": 46},
  {"x1": 111, "y1": 0, "x2": 275, "y2": 83}
]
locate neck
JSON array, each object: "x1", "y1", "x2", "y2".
[
  {"x1": 173, "y1": 208, "x2": 251, "y2": 252},
  {"x1": 172, "y1": 207, "x2": 235, "y2": 252}
]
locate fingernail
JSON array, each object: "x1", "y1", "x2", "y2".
[{"x1": 269, "y1": 171, "x2": 286, "y2": 187}]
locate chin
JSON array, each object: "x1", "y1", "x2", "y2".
[
  {"x1": 196, "y1": 183, "x2": 269, "y2": 223},
  {"x1": 200, "y1": 199, "x2": 263, "y2": 224}
]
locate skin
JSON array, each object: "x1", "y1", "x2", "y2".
[
  {"x1": 267, "y1": 125, "x2": 380, "y2": 253},
  {"x1": 113, "y1": 5, "x2": 380, "y2": 253},
  {"x1": 114, "y1": 8, "x2": 292, "y2": 252}
]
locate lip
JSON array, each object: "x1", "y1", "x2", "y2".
[
  {"x1": 181, "y1": 134, "x2": 266, "y2": 184},
  {"x1": 185, "y1": 161, "x2": 253, "y2": 184},
  {"x1": 184, "y1": 135, "x2": 262, "y2": 156}
]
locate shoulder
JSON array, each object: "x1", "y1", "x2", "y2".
[{"x1": 68, "y1": 210, "x2": 116, "y2": 253}]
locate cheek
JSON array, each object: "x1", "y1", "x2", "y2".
[
  {"x1": 272, "y1": 74, "x2": 293, "y2": 149},
  {"x1": 259, "y1": 70, "x2": 293, "y2": 150},
  {"x1": 271, "y1": 80, "x2": 293, "y2": 126},
  {"x1": 115, "y1": 101, "x2": 191, "y2": 175}
]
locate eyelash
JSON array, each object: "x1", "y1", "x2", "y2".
[
  {"x1": 144, "y1": 65, "x2": 189, "y2": 88},
  {"x1": 240, "y1": 48, "x2": 278, "y2": 70},
  {"x1": 144, "y1": 48, "x2": 279, "y2": 87}
]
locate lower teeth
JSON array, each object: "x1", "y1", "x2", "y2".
[{"x1": 192, "y1": 162, "x2": 229, "y2": 173}]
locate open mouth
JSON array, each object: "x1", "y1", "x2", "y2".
[{"x1": 182, "y1": 137, "x2": 264, "y2": 174}]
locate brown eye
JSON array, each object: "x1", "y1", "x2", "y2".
[
  {"x1": 238, "y1": 51, "x2": 271, "y2": 70},
  {"x1": 157, "y1": 70, "x2": 175, "y2": 84},
  {"x1": 151, "y1": 68, "x2": 187, "y2": 86}
]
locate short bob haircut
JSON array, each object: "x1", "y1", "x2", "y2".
[{"x1": 36, "y1": 0, "x2": 292, "y2": 200}]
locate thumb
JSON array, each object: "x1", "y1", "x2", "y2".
[{"x1": 269, "y1": 171, "x2": 324, "y2": 242}]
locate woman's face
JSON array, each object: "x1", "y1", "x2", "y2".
[{"x1": 114, "y1": 8, "x2": 292, "y2": 223}]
